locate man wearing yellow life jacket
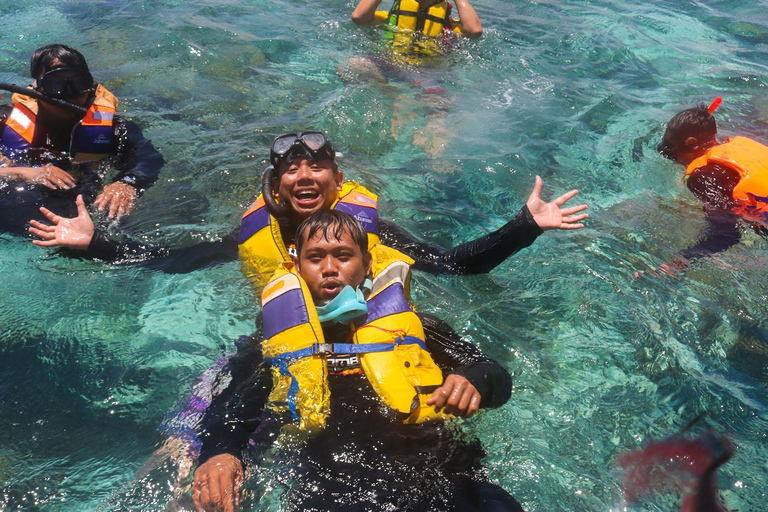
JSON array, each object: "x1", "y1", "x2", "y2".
[
  {"x1": 648, "y1": 100, "x2": 768, "y2": 276},
  {"x1": 0, "y1": 44, "x2": 164, "y2": 233},
  {"x1": 192, "y1": 210, "x2": 524, "y2": 512},
  {"x1": 352, "y1": 0, "x2": 483, "y2": 41}
]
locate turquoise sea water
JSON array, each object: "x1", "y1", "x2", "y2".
[{"x1": 1, "y1": 0, "x2": 767, "y2": 510}]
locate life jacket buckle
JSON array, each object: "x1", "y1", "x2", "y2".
[{"x1": 314, "y1": 343, "x2": 334, "y2": 355}]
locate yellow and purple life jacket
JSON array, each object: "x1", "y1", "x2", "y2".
[{"x1": 260, "y1": 256, "x2": 447, "y2": 432}]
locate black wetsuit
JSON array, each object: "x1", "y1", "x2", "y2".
[
  {"x1": 197, "y1": 314, "x2": 523, "y2": 512},
  {"x1": 0, "y1": 103, "x2": 164, "y2": 234},
  {"x1": 678, "y1": 163, "x2": 755, "y2": 262},
  {"x1": 85, "y1": 205, "x2": 543, "y2": 276}
]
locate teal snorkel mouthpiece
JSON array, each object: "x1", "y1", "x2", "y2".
[{"x1": 316, "y1": 282, "x2": 369, "y2": 325}]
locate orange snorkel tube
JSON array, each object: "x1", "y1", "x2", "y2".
[{"x1": 707, "y1": 96, "x2": 722, "y2": 114}]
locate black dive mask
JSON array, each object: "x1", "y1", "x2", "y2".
[
  {"x1": 38, "y1": 66, "x2": 94, "y2": 99},
  {"x1": 270, "y1": 131, "x2": 336, "y2": 168}
]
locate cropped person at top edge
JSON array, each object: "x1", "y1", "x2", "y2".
[
  {"x1": 192, "y1": 210, "x2": 524, "y2": 512},
  {"x1": 641, "y1": 98, "x2": 768, "y2": 277},
  {"x1": 0, "y1": 44, "x2": 163, "y2": 233},
  {"x1": 29, "y1": 130, "x2": 588, "y2": 286},
  {"x1": 346, "y1": 1, "x2": 484, "y2": 156},
  {"x1": 352, "y1": 0, "x2": 482, "y2": 40}
]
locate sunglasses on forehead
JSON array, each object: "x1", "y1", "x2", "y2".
[
  {"x1": 270, "y1": 131, "x2": 335, "y2": 167},
  {"x1": 38, "y1": 65, "x2": 94, "y2": 99}
]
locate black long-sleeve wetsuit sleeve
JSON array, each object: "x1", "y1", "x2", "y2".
[
  {"x1": 110, "y1": 117, "x2": 164, "y2": 190},
  {"x1": 197, "y1": 334, "x2": 273, "y2": 466},
  {"x1": 379, "y1": 205, "x2": 542, "y2": 275},
  {"x1": 419, "y1": 313, "x2": 512, "y2": 409},
  {"x1": 84, "y1": 226, "x2": 240, "y2": 273}
]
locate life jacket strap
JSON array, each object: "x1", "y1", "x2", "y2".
[
  {"x1": 268, "y1": 335, "x2": 427, "y2": 364},
  {"x1": 267, "y1": 335, "x2": 428, "y2": 421}
]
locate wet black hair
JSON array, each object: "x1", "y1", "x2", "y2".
[
  {"x1": 658, "y1": 104, "x2": 717, "y2": 160},
  {"x1": 295, "y1": 210, "x2": 368, "y2": 258},
  {"x1": 30, "y1": 44, "x2": 90, "y2": 79}
]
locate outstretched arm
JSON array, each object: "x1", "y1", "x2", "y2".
[
  {"x1": 194, "y1": 338, "x2": 272, "y2": 511},
  {"x1": 380, "y1": 176, "x2": 588, "y2": 275},
  {"x1": 455, "y1": 0, "x2": 483, "y2": 39},
  {"x1": 28, "y1": 196, "x2": 240, "y2": 272},
  {"x1": 352, "y1": 0, "x2": 384, "y2": 25},
  {"x1": 526, "y1": 175, "x2": 588, "y2": 231},
  {"x1": 637, "y1": 207, "x2": 742, "y2": 279}
]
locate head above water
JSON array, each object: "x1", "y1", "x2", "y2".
[
  {"x1": 657, "y1": 104, "x2": 718, "y2": 165},
  {"x1": 270, "y1": 131, "x2": 338, "y2": 172},
  {"x1": 294, "y1": 210, "x2": 371, "y2": 303},
  {"x1": 30, "y1": 44, "x2": 95, "y2": 114},
  {"x1": 269, "y1": 131, "x2": 344, "y2": 222}
]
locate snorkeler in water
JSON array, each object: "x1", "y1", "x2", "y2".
[
  {"x1": 0, "y1": 44, "x2": 163, "y2": 233},
  {"x1": 192, "y1": 210, "x2": 523, "y2": 512},
  {"x1": 345, "y1": 1, "x2": 483, "y2": 156},
  {"x1": 29, "y1": 130, "x2": 588, "y2": 286},
  {"x1": 639, "y1": 98, "x2": 768, "y2": 277}
]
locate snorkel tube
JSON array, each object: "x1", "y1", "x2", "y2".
[
  {"x1": 0, "y1": 82, "x2": 88, "y2": 116},
  {"x1": 707, "y1": 97, "x2": 722, "y2": 115},
  {"x1": 261, "y1": 165, "x2": 291, "y2": 217}
]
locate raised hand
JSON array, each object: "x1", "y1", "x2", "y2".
[
  {"x1": 526, "y1": 175, "x2": 589, "y2": 231},
  {"x1": 29, "y1": 194, "x2": 95, "y2": 250}
]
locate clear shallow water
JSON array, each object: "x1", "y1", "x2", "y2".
[{"x1": 1, "y1": 0, "x2": 767, "y2": 510}]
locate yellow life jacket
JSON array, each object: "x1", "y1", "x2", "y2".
[
  {"x1": 389, "y1": 0, "x2": 451, "y2": 37},
  {"x1": 686, "y1": 136, "x2": 768, "y2": 215},
  {"x1": 0, "y1": 84, "x2": 118, "y2": 164},
  {"x1": 375, "y1": 1, "x2": 461, "y2": 65},
  {"x1": 260, "y1": 252, "x2": 447, "y2": 432},
  {"x1": 238, "y1": 181, "x2": 385, "y2": 291}
]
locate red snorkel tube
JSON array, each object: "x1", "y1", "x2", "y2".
[{"x1": 707, "y1": 96, "x2": 722, "y2": 114}]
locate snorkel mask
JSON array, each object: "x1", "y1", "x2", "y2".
[
  {"x1": 37, "y1": 65, "x2": 94, "y2": 99},
  {"x1": 262, "y1": 131, "x2": 340, "y2": 217},
  {"x1": 270, "y1": 131, "x2": 337, "y2": 169},
  {"x1": 316, "y1": 278, "x2": 372, "y2": 325}
]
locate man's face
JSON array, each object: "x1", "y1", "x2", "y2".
[
  {"x1": 37, "y1": 59, "x2": 90, "y2": 122},
  {"x1": 296, "y1": 227, "x2": 371, "y2": 303},
  {"x1": 274, "y1": 158, "x2": 343, "y2": 222}
]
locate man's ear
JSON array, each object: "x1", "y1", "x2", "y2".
[
  {"x1": 335, "y1": 169, "x2": 344, "y2": 190},
  {"x1": 291, "y1": 253, "x2": 299, "y2": 272},
  {"x1": 271, "y1": 176, "x2": 280, "y2": 198},
  {"x1": 684, "y1": 137, "x2": 699, "y2": 150},
  {"x1": 364, "y1": 251, "x2": 372, "y2": 277}
]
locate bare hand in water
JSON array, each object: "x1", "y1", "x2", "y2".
[
  {"x1": 527, "y1": 175, "x2": 589, "y2": 231},
  {"x1": 95, "y1": 181, "x2": 137, "y2": 219},
  {"x1": 29, "y1": 194, "x2": 95, "y2": 250},
  {"x1": 193, "y1": 453, "x2": 244, "y2": 512}
]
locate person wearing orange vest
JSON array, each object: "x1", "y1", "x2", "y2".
[
  {"x1": 0, "y1": 44, "x2": 163, "y2": 232},
  {"x1": 650, "y1": 99, "x2": 768, "y2": 276}
]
